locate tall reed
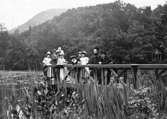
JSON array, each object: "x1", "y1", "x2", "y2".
[{"x1": 80, "y1": 80, "x2": 128, "y2": 119}]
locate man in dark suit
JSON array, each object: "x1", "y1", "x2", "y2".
[{"x1": 89, "y1": 47, "x2": 102, "y2": 84}]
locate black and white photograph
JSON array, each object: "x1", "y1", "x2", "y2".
[{"x1": 0, "y1": 0, "x2": 167, "y2": 118}]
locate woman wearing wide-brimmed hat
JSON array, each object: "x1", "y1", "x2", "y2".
[
  {"x1": 78, "y1": 51, "x2": 90, "y2": 83},
  {"x1": 79, "y1": 51, "x2": 89, "y2": 65},
  {"x1": 56, "y1": 48, "x2": 67, "y2": 82},
  {"x1": 42, "y1": 51, "x2": 53, "y2": 79}
]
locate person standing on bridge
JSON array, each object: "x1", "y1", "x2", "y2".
[
  {"x1": 100, "y1": 51, "x2": 118, "y2": 84},
  {"x1": 79, "y1": 51, "x2": 89, "y2": 65},
  {"x1": 79, "y1": 51, "x2": 90, "y2": 82},
  {"x1": 57, "y1": 50, "x2": 67, "y2": 82},
  {"x1": 42, "y1": 51, "x2": 52, "y2": 78},
  {"x1": 89, "y1": 47, "x2": 101, "y2": 64},
  {"x1": 57, "y1": 49, "x2": 66, "y2": 65},
  {"x1": 51, "y1": 48, "x2": 58, "y2": 64},
  {"x1": 100, "y1": 51, "x2": 110, "y2": 64},
  {"x1": 89, "y1": 47, "x2": 102, "y2": 84},
  {"x1": 77, "y1": 51, "x2": 82, "y2": 64},
  {"x1": 100, "y1": 51, "x2": 112, "y2": 84},
  {"x1": 56, "y1": 46, "x2": 64, "y2": 56}
]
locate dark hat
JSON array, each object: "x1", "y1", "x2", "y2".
[
  {"x1": 101, "y1": 51, "x2": 106, "y2": 55},
  {"x1": 70, "y1": 55, "x2": 76, "y2": 58},
  {"x1": 93, "y1": 47, "x2": 99, "y2": 51},
  {"x1": 53, "y1": 48, "x2": 57, "y2": 52}
]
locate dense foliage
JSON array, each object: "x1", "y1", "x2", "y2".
[
  {"x1": 1, "y1": 1, "x2": 167, "y2": 70},
  {"x1": 1, "y1": 71, "x2": 167, "y2": 119}
]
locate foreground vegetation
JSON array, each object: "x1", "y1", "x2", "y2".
[{"x1": 0, "y1": 70, "x2": 167, "y2": 119}]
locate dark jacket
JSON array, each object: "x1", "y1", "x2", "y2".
[
  {"x1": 101, "y1": 56, "x2": 110, "y2": 64},
  {"x1": 89, "y1": 54, "x2": 101, "y2": 64}
]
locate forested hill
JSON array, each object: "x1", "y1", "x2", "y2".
[
  {"x1": 1, "y1": 1, "x2": 167, "y2": 70},
  {"x1": 10, "y1": 9, "x2": 67, "y2": 33}
]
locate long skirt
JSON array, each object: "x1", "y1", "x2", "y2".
[
  {"x1": 47, "y1": 67, "x2": 53, "y2": 78},
  {"x1": 47, "y1": 67, "x2": 56, "y2": 85},
  {"x1": 60, "y1": 68, "x2": 65, "y2": 82}
]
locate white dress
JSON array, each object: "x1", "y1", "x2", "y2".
[
  {"x1": 42, "y1": 57, "x2": 52, "y2": 66},
  {"x1": 57, "y1": 57, "x2": 66, "y2": 81},
  {"x1": 42, "y1": 57, "x2": 52, "y2": 78},
  {"x1": 80, "y1": 57, "x2": 90, "y2": 78},
  {"x1": 80, "y1": 57, "x2": 89, "y2": 65}
]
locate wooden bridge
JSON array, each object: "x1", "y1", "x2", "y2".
[{"x1": 47, "y1": 64, "x2": 167, "y2": 89}]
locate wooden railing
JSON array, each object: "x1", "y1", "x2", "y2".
[
  {"x1": 51, "y1": 64, "x2": 167, "y2": 69},
  {"x1": 48, "y1": 64, "x2": 167, "y2": 89}
]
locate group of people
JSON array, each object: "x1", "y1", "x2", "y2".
[
  {"x1": 69, "y1": 47, "x2": 112, "y2": 65},
  {"x1": 42, "y1": 47, "x2": 115, "y2": 84}
]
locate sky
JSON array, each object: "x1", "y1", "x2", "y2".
[{"x1": 0, "y1": 0, "x2": 166, "y2": 30}]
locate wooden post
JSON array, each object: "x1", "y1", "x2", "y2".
[
  {"x1": 77, "y1": 67, "x2": 81, "y2": 83},
  {"x1": 101, "y1": 68, "x2": 104, "y2": 85},
  {"x1": 123, "y1": 70, "x2": 127, "y2": 83},
  {"x1": 56, "y1": 66, "x2": 60, "y2": 81},
  {"x1": 131, "y1": 65, "x2": 138, "y2": 89},
  {"x1": 104, "y1": 68, "x2": 107, "y2": 85},
  {"x1": 55, "y1": 66, "x2": 61, "y2": 91},
  {"x1": 94, "y1": 69, "x2": 98, "y2": 83}
]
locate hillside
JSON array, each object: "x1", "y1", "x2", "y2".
[
  {"x1": 1, "y1": 1, "x2": 167, "y2": 70},
  {"x1": 18, "y1": 1, "x2": 167, "y2": 61},
  {"x1": 10, "y1": 9, "x2": 67, "y2": 33}
]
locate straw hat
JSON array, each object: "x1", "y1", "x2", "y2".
[
  {"x1": 82, "y1": 51, "x2": 87, "y2": 54},
  {"x1": 46, "y1": 51, "x2": 51, "y2": 55}
]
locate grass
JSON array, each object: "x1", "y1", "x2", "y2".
[
  {"x1": 79, "y1": 80, "x2": 127, "y2": 119},
  {"x1": 0, "y1": 70, "x2": 167, "y2": 119},
  {"x1": 0, "y1": 71, "x2": 43, "y2": 119},
  {"x1": 0, "y1": 71, "x2": 43, "y2": 85}
]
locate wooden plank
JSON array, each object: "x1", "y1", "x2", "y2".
[
  {"x1": 137, "y1": 64, "x2": 167, "y2": 69},
  {"x1": 51, "y1": 64, "x2": 167, "y2": 69}
]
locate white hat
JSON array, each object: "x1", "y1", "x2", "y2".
[
  {"x1": 82, "y1": 51, "x2": 87, "y2": 54},
  {"x1": 47, "y1": 51, "x2": 51, "y2": 55},
  {"x1": 58, "y1": 47, "x2": 62, "y2": 50}
]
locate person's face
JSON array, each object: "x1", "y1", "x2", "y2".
[
  {"x1": 93, "y1": 49, "x2": 98, "y2": 54},
  {"x1": 81, "y1": 53, "x2": 85, "y2": 57},
  {"x1": 58, "y1": 47, "x2": 61, "y2": 50},
  {"x1": 72, "y1": 58, "x2": 77, "y2": 63},
  {"x1": 78, "y1": 53, "x2": 82, "y2": 57},
  {"x1": 101, "y1": 54, "x2": 105, "y2": 58}
]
